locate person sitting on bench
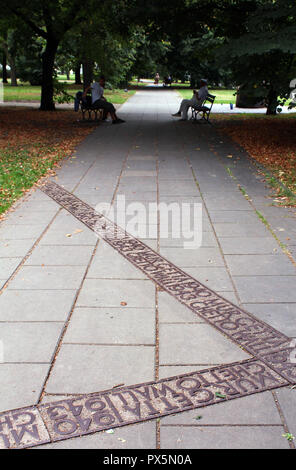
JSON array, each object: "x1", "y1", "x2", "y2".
[
  {"x1": 83, "y1": 75, "x2": 125, "y2": 125},
  {"x1": 172, "y1": 79, "x2": 208, "y2": 121}
]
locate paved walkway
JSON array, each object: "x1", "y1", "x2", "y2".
[
  {"x1": 2, "y1": 99, "x2": 295, "y2": 114},
  {"x1": 0, "y1": 89, "x2": 296, "y2": 449}
]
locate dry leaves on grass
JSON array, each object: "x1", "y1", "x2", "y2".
[
  {"x1": 0, "y1": 108, "x2": 95, "y2": 215},
  {"x1": 217, "y1": 116, "x2": 296, "y2": 204},
  {"x1": 0, "y1": 108, "x2": 93, "y2": 151}
]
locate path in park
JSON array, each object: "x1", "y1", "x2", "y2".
[{"x1": 0, "y1": 89, "x2": 296, "y2": 449}]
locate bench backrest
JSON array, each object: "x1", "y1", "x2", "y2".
[{"x1": 205, "y1": 93, "x2": 215, "y2": 105}]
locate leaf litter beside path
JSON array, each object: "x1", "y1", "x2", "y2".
[
  {"x1": 0, "y1": 108, "x2": 95, "y2": 217},
  {"x1": 213, "y1": 114, "x2": 296, "y2": 207}
]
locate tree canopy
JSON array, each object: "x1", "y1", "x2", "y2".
[{"x1": 0, "y1": 0, "x2": 295, "y2": 113}]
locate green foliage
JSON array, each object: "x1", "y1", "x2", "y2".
[
  {"x1": 53, "y1": 79, "x2": 73, "y2": 103},
  {"x1": 217, "y1": 0, "x2": 296, "y2": 114},
  {"x1": 0, "y1": 146, "x2": 56, "y2": 214}
]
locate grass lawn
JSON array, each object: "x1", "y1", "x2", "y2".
[
  {"x1": 0, "y1": 108, "x2": 95, "y2": 216},
  {"x1": 178, "y1": 88, "x2": 236, "y2": 104},
  {"x1": 214, "y1": 114, "x2": 296, "y2": 205},
  {"x1": 3, "y1": 83, "x2": 135, "y2": 104}
]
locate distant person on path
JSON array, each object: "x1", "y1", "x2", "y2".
[
  {"x1": 163, "y1": 75, "x2": 172, "y2": 87},
  {"x1": 154, "y1": 73, "x2": 160, "y2": 85},
  {"x1": 172, "y1": 79, "x2": 208, "y2": 120},
  {"x1": 83, "y1": 76, "x2": 125, "y2": 124}
]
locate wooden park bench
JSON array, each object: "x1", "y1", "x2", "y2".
[{"x1": 190, "y1": 93, "x2": 216, "y2": 124}]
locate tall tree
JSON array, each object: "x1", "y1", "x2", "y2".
[
  {"x1": 0, "y1": 0, "x2": 96, "y2": 109},
  {"x1": 1, "y1": 51, "x2": 8, "y2": 83},
  {"x1": 216, "y1": 0, "x2": 296, "y2": 114}
]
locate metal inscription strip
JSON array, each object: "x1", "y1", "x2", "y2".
[
  {"x1": 0, "y1": 359, "x2": 288, "y2": 449},
  {"x1": 0, "y1": 406, "x2": 50, "y2": 449},
  {"x1": 41, "y1": 181, "x2": 296, "y2": 384}
]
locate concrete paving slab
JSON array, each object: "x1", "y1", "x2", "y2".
[
  {"x1": 63, "y1": 307, "x2": 155, "y2": 344},
  {"x1": 225, "y1": 254, "x2": 296, "y2": 276},
  {"x1": 0, "y1": 364, "x2": 49, "y2": 412},
  {"x1": 159, "y1": 181, "x2": 199, "y2": 197},
  {"x1": 216, "y1": 291, "x2": 239, "y2": 304},
  {"x1": 158, "y1": 292, "x2": 204, "y2": 324},
  {"x1": 1, "y1": 210, "x2": 56, "y2": 226},
  {"x1": 0, "y1": 224, "x2": 46, "y2": 240},
  {"x1": 160, "y1": 247, "x2": 224, "y2": 267},
  {"x1": 87, "y1": 241, "x2": 148, "y2": 279},
  {"x1": 160, "y1": 425, "x2": 289, "y2": 449},
  {"x1": 275, "y1": 387, "x2": 296, "y2": 438},
  {"x1": 8, "y1": 266, "x2": 86, "y2": 290},
  {"x1": 45, "y1": 344, "x2": 155, "y2": 394},
  {"x1": 161, "y1": 391, "x2": 282, "y2": 425},
  {"x1": 0, "y1": 290, "x2": 76, "y2": 322},
  {"x1": 183, "y1": 267, "x2": 233, "y2": 291},
  {"x1": 242, "y1": 303, "x2": 296, "y2": 337},
  {"x1": 35, "y1": 422, "x2": 157, "y2": 449},
  {"x1": 208, "y1": 211, "x2": 260, "y2": 224},
  {"x1": 14, "y1": 200, "x2": 60, "y2": 212},
  {"x1": 158, "y1": 365, "x2": 212, "y2": 378},
  {"x1": 220, "y1": 237, "x2": 279, "y2": 255},
  {"x1": 213, "y1": 223, "x2": 270, "y2": 238},
  {"x1": 233, "y1": 276, "x2": 296, "y2": 303},
  {"x1": 203, "y1": 196, "x2": 251, "y2": 211},
  {"x1": 39, "y1": 212, "x2": 98, "y2": 246},
  {"x1": 0, "y1": 322, "x2": 63, "y2": 362},
  {"x1": 0, "y1": 239, "x2": 35, "y2": 257},
  {"x1": 24, "y1": 245, "x2": 93, "y2": 266},
  {"x1": 77, "y1": 279, "x2": 155, "y2": 308},
  {"x1": 0, "y1": 257, "x2": 22, "y2": 278},
  {"x1": 159, "y1": 324, "x2": 249, "y2": 365}
]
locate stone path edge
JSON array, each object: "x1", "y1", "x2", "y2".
[
  {"x1": 41, "y1": 181, "x2": 296, "y2": 385},
  {"x1": 0, "y1": 358, "x2": 288, "y2": 449}
]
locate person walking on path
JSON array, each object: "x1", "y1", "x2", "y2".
[
  {"x1": 172, "y1": 79, "x2": 208, "y2": 120},
  {"x1": 83, "y1": 75, "x2": 125, "y2": 124}
]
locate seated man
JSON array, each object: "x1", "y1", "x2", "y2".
[
  {"x1": 172, "y1": 79, "x2": 208, "y2": 120},
  {"x1": 83, "y1": 75, "x2": 125, "y2": 124}
]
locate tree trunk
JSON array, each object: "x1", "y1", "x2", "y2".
[
  {"x1": 1, "y1": 43, "x2": 17, "y2": 86},
  {"x1": 75, "y1": 63, "x2": 82, "y2": 84},
  {"x1": 9, "y1": 55, "x2": 17, "y2": 86},
  {"x1": 40, "y1": 37, "x2": 59, "y2": 111},
  {"x1": 82, "y1": 60, "x2": 93, "y2": 90},
  {"x1": 266, "y1": 88, "x2": 278, "y2": 115},
  {"x1": 2, "y1": 53, "x2": 8, "y2": 83},
  {"x1": 66, "y1": 69, "x2": 70, "y2": 80}
]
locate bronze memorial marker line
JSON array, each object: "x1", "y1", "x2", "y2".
[
  {"x1": 0, "y1": 180, "x2": 293, "y2": 449},
  {"x1": 0, "y1": 359, "x2": 288, "y2": 449},
  {"x1": 41, "y1": 181, "x2": 296, "y2": 385}
]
